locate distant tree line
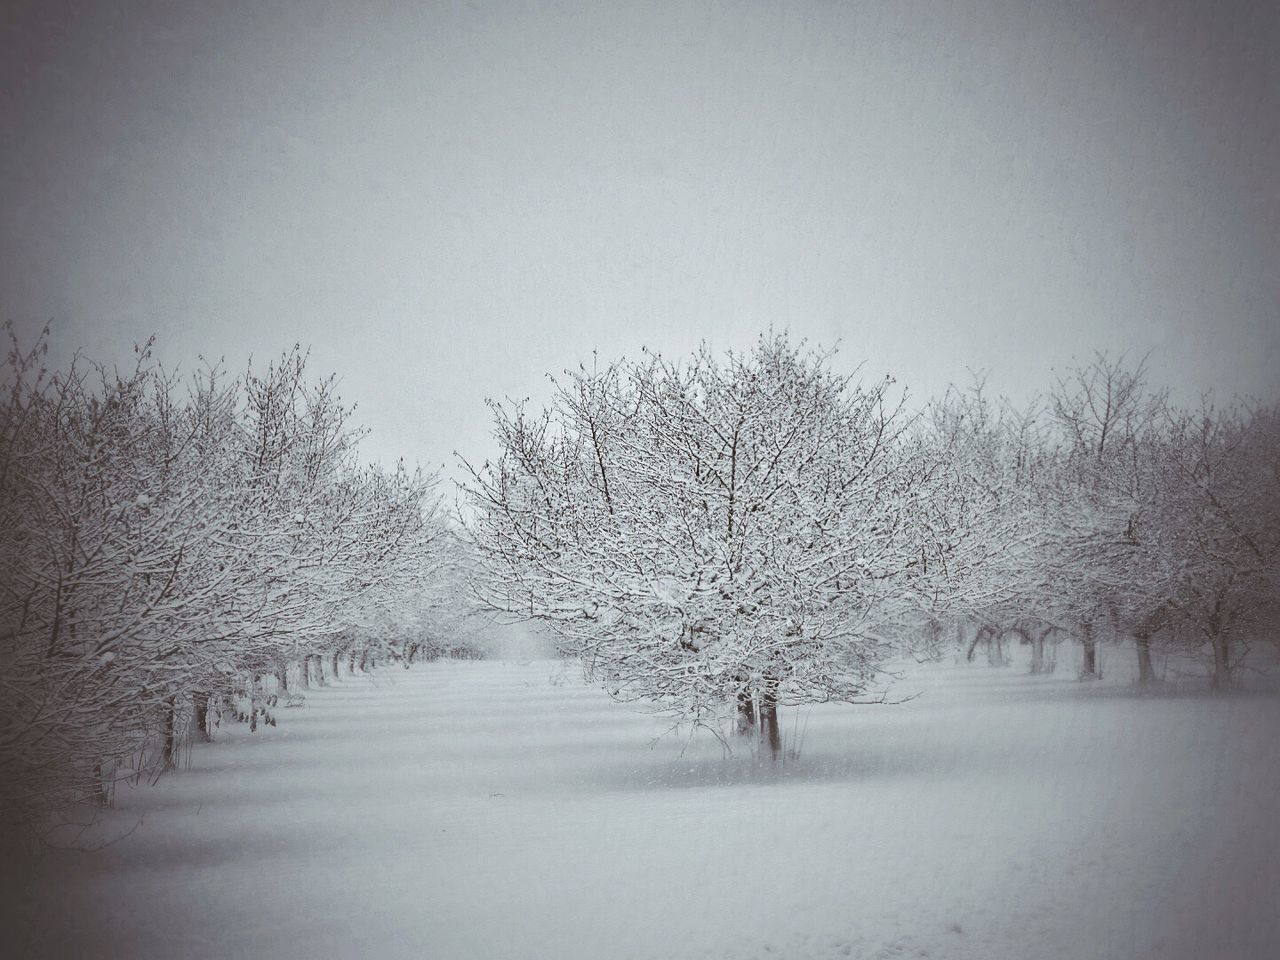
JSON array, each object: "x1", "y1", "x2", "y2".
[
  {"x1": 0, "y1": 328, "x2": 477, "y2": 837},
  {"x1": 462, "y1": 334, "x2": 1280, "y2": 757},
  {"x1": 931, "y1": 353, "x2": 1280, "y2": 690}
]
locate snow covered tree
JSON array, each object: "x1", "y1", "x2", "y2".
[
  {"x1": 1155, "y1": 399, "x2": 1280, "y2": 688},
  {"x1": 1043, "y1": 354, "x2": 1169, "y2": 681},
  {"x1": 919, "y1": 377, "x2": 1058, "y2": 670},
  {"x1": 0, "y1": 332, "x2": 229, "y2": 820},
  {"x1": 462, "y1": 334, "x2": 958, "y2": 757},
  {"x1": 0, "y1": 330, "x2": 449, "y2": 834}
]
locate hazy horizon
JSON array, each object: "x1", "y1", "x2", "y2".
[{"x1": 4, "y1": 0, "x2": 1277, "y2": 476}]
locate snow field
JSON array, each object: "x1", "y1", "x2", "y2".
[{"x1": 25, "y1": 657, "x2": 1280, "y2": 960}]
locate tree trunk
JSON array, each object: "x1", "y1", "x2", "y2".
[
  {"x1": 1081, "y1": 641, "x2": 1098, "y2": 679},
  {"x1": 349, "y1": 652, "x2": 357, "y2": 673},
  {"x1": 1029, "y1": 632, "x2": 1045, "y2": 674},
  {"x1": 964, "y1": 623, "x2": 982, "y2": 662},
  {"x1": 967, "y1": 624, "x2": 998, "y2": 665},
  {"x1": 760, "y1": 685, "x2": 782, "y2": 760},
  {"x1": 298, "y1": 658, "x2": 310, "y2": 689},
  {"x1": 989, "y1": 630, "x2": 1008, "y2": 667},
  {"x1": 1134, "y1": 633, "x2": 1155, "y2": 685},
  {"x1": 194, "y1": 692, "x2": 212, "y2": 742},
  {"x1": 735, "y1": 686, "x2": 756, "y2": 736},
  {"x1": 333, "y1": 650, "x2": 342, "y2": 679},
  {"x1": 1211, "y1": 633, "x2": 1232, "y2": 690},
  {"x1": 162, "y1": 695, "x2": 178, "y2": 769},
  {"x1": 276, "y1": 664, "x2": 289, "y2": 695},
  {"x1": 752, "y1": 680, "x2": 783, "y2": 762},
  {"x1": 1080, "y1": 621, "x2": 1100, "y2": 680}
]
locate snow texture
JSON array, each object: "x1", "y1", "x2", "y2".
[{"x1": 24, "y1": 654, "x2": 1280, "y2": 960}]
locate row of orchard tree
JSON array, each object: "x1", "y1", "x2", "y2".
[
  {"x1": 936, "y1": 351, "x2": 1279, "y2": 688},
  {"x1": 0, "y1": 329, "x2": 468, "y2": 833},
  {"x1": 462, "y1": 334, "x2": 1280, "y2": 757}
]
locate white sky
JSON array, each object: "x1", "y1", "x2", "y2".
[{"x1": 3, "y1": 0, "x2": 1277, "y2": 477}]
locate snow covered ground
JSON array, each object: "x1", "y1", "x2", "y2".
[{"x1": 21, "y1": 652, "x2": 1280, "y2": 960}]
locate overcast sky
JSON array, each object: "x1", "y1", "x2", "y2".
[{"x1": 3, "y1": 0, "x2": 1277, "y2": 476}]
